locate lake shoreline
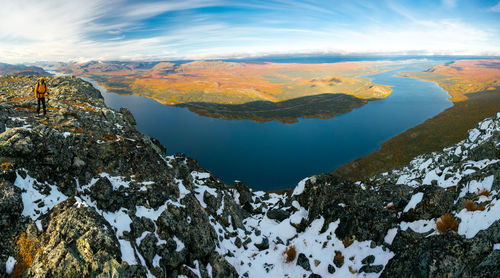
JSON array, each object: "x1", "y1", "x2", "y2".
[{"x1": 333, "y1": 86, "x2": 500, "y2": 181}]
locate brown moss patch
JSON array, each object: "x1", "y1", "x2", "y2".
[
  {"x1": 283, "y1": 245, "x2": 296, "y2": 263},
  {"x1": 342, "y1": 236, "x2": 354, "y2": 248},
  {"x1": 71, "y1": 128, "x2": 84, "y2": 134},
  {"x1": 349, "y1": 266, "x2": 358, "y2": 274},
  {"x1": 334, "y1": 250, "x2": 344, "y2": 267},
  {"x1": 9, "y1": 96, "x2": 31, "y2": 101},
  {"x1": 14, "y1": 104, "x2": 36, "y2": 111}
]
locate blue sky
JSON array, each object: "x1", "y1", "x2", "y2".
[{"x1": 0, "y1": 0, "x2": 499, "y2": 63}]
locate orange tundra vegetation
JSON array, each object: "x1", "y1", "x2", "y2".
[
  {"x1": 400, "y1": 59, "x2": 500, "y2": 102},
  {"x1": 60, "y1": 60, "x2": 394, "y2": 105},
  {"x1": 130, "y1": 61, "x2": 393, "y2": 105}
]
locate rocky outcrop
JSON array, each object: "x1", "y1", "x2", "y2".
[{"x1": 0, "y1": 75, "x2": 499, "y2": 277}]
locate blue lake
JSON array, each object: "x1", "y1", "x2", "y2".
[{"x1": 94, "y1": 64, "x2": 453, "y2": 191}]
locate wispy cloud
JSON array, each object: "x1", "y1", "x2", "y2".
[
  {"x1": 0, "y1": 0, "x2": 499, "y2": 63},
  {"x1": 442, "y1": 0, "x2": 457, "y2": 8},
  {"x1": 491, "y1": 1, "x2": 500, "y2": 12}
]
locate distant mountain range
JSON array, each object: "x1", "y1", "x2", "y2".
[{"x1": 0, "y1": 62, "x2": 51, "y2": 76}]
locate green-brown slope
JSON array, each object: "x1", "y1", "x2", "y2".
[{"x1": 333, "y1": 87, "x2": 500, "y2": 181}]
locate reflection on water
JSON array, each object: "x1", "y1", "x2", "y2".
[{"x1": 91, "y1": 64, "x2": 452, "y2": 191}]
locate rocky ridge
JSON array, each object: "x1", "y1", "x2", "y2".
[{"x1": 0, "y1": 75, "x2": 499, "y2": 277}]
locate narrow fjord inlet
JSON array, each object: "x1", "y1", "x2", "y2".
[{"x1": 97, "y1": 64, "x2": 453, "y2": 190}]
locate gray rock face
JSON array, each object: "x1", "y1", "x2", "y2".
[
  {"x1": 293, "y1": 175, "x2": 411, "y2": 244},
  {"x1": 381, "y1": 231, "x2": 490, "y2": 277},
  {"x1": 266, "y1": 208, "x2": 290, "y2": 221}
]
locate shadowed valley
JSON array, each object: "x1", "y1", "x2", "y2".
[{"x1": 177, "y1": 93, "x2": 369, "y2": 123}]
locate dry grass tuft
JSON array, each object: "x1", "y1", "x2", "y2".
[
  {"x1": 465, "y1": 200, "x2": 476, "y2": 211},
  {"x1": 436, "y1": 214, "x2": 459, "y2": 233},
  {"x1": 465, "y1": 200, "x2": 486, "y2": 212},
  {"x1": 477, "y1": 189, "x2": 490, "y2": 197},
  {"x1": 283, "y1": 246, "x2": 296, "y2": 263}
]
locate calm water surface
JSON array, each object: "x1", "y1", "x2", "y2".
[{"x1": 92, "y1": 64, "x2": 453, "y2": 190}]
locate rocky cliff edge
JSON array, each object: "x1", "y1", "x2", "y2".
[{"x1": 0, "y1": 75, "x2": 499, "y2": 277}]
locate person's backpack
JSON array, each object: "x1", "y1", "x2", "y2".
[{"x1": 34, "y1": 80, "x2": 47, "y2": 98}]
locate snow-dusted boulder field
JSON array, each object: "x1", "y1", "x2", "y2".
[{"x1": 0, "y1": 75, "x2": 499, "y2": 277}]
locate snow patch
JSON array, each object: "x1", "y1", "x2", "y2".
[
  {"x1": 119, "y1": 239, "x2": 137, "y2": 265},
  {"x1": 468, "y1": 128, "x2": 480, "y2": 143},
  {"x1": 35, "y1": 220, "x2": 43, "y2": 232},
  {"x1": 292, "y1": 177, "x2": 309, "y2": 196},
  {"x1": 152, "y1": 254, "x2": 161, "y2": 267},
  {"x1": 400, "y1": 219, "x2": 436, "y2": 234},
  {"x1": 384, "y1": 228, "x2": 398, "y2": 245},
  {"x1": 173, "y1": 236, "x2": 185, "y2": 252},
  {"x1": 456, "y1": 198, "x2": 500, "y2": 239},
  {"x1": 5, "y1": 257, "x2": 16, "y2": 275},
  {"x1": 136, "y1": 204, "x2": 167, "y2": 221},
  {"x1": 403, "y1": 192, "x2": 424, "y2": 213},
  {"x1": 14, "y1": 171, "x2": 68, "y2": 220}
]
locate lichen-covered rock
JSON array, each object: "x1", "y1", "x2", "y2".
[
  {"x1": 400, "y1": 185, "x2": 455, "y2": 221},
  {"x1": 381, "y1": 231, "x2": 492, "y2": 277},
  {"x1": 26, "y1": 197, "x2": 128, "y2": 277}
]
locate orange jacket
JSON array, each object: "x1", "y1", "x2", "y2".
[{"x1": 35, "y1": 81, "x2": 48, "y2": 98}]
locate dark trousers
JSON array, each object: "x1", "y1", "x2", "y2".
[{"x1": 37, "y1": 97, "x2": 46, "y2": 115}]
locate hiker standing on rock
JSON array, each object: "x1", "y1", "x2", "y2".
[{"x1": 35, "y1": 77, "x2": 49, "y2": 116}]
